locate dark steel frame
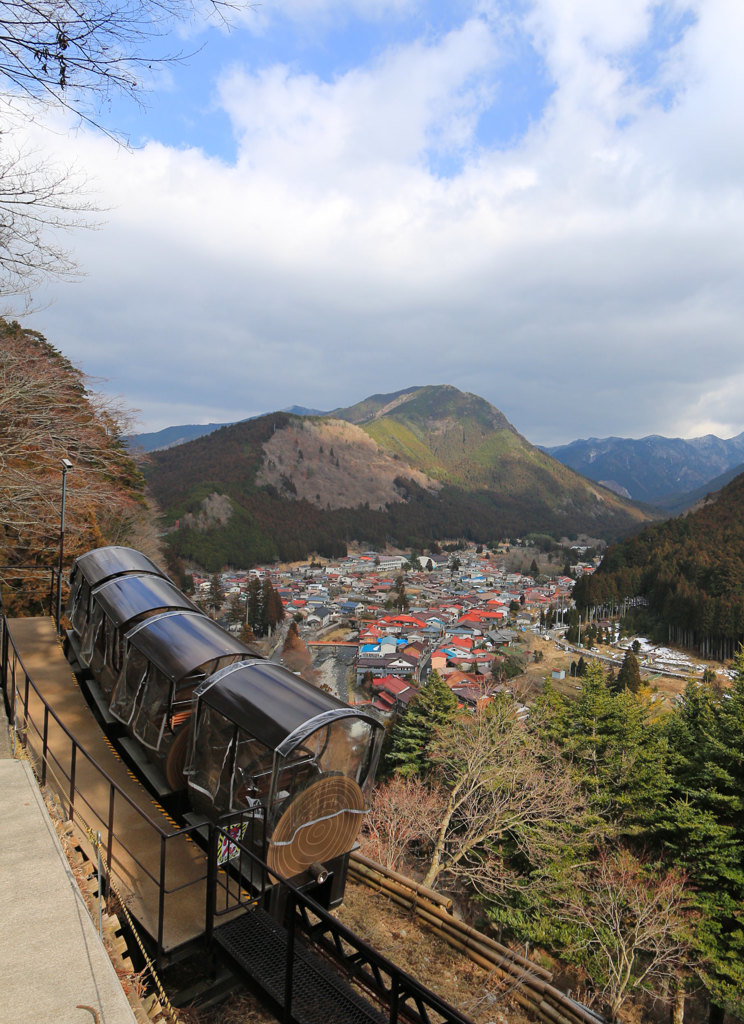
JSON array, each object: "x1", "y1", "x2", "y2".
[
  {"x1": 1, "y1": 597, "x2": 473, "y2": 1024},
  {"x1": 206, "y1": 822, "x2": 475, "y2": 1024},
  {"x1": 0, "y1": 597, "x2": 209, "y2": 962}
]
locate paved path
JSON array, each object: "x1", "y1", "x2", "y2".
[{"x1": 0, "y1": 704, "x2": 137, "y2": 1024}]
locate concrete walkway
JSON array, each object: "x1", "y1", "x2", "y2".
[{"x1": 0, "y1": 701, "x2": 138, "y2": 1024}]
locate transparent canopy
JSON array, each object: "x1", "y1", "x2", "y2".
[
  {"x1": 108, "y1": 610, "x2": 252, "y2": 749},
  {"x1": 187, "y1": 660, "x2": 384, "y2": 877}
]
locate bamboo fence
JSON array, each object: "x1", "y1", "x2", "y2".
[{"x1": 348, "y1": 852, "x2": 607, "y2": 1024}]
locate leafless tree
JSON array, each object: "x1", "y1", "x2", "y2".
[
  {"x1": 361, "y1": 774, "x2": 446, "y2": 872},
  {"x1": 0, "y1": 0, "x2": 239, "y2": 115},
  {"x1": 0, "y1": 320, "x2": 148, "y2": 611},
  {"x1": 0, "y1": 136, "x2": 93, "y2": 300},
  {"x1": 421, "y1": 696, "x2": 591, "y2": 891},
  {"x1": 555, "y1": 848, "x2": 695, "y2": 1022},
  {"x1": 0, "y1": 0, "x2": 247, "y2": 299}
]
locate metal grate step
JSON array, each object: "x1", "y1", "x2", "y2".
[{"x1": 214, "y1": 907, "x2": 388, "y2": 1024}]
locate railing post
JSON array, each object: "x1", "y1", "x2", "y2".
[
  {"x1": 22, "y1": 673, "x2": 30, "y2": 748},
  {"x1": 69, "y1": 742, "x2": 77, "y2": 818},
  {"x1": 283, "y1": 892, "x2": 296, "y2": 1024},
  {"x1": 389, "y1": 972, "x2": 400, "y2": 1024},
  {"x1": 205, "y1": 823, "x2": 218, "y2": 945},
  {"x1": 157, "y1": 832, "x2": 167, "y2": 962},
  {"x1": 97, "y1": 831, "x2": 103, "y2": 938},
  {"x1": 9, "y1": 649, "x2": 16, "y2": 730},
  {"x1": 41, "y1": 705, "x2": 49, "y2": 786},
  {"x1": 107, "y1": 784, "x2": 116, "y2": 872},
  {"x1": 1, "y1": 612, "x2": 7, "y2": 692}
]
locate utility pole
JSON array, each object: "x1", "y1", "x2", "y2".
[{"x1": 56, "y1": 458, "x2": 73, "y2": 634}]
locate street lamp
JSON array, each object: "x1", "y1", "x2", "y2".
[{"x1": 56, "y1": 458, "x2": 73, "y2": 633}]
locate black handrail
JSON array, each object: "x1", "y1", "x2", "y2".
[
  {"x1": 0, "y1": 602, "x2": 209, "y2": 961},
  {"x1": 207, "y1": 822, "x2": 475, "y2": 1024}
]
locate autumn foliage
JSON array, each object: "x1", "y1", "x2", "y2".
[{"x1": 0, "y1": 320, "x2": 148, "y2": 613}]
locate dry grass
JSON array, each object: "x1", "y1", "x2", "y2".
[
  {"x1": 515, "y1": 633, "x2": 692, "y2": 709},
  {"x1": 335, "y1": 881, "x2": 534, "y2": 1024}
]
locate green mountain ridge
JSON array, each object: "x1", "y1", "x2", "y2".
[
  {"x1": 146, "y1": 386, "x2": 654, "y2": 571},
  {"x1": 573, "y1": 469, "x2": 744, "y2": 659}
]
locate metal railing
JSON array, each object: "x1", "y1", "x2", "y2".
[
  {"x1": 0, "y1": 599, "x2": 209, "y2": 963},
  {"x1": 206, "y1": 822, "x2": 475, "y2": 1024},
  {"x1": 0, "y1": 564, "x2": 58, "y2": 623},
  {"x1": 2, "y1": 597, "x2": 478, "y2": 1023}
]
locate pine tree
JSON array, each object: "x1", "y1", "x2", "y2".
[
  {"x1": 616, "y1": 649, "x2": 642, "y2": 692},
  {"x1": 386, "y1": 671, "x2": 458, "y2": 778},
  {"x1": 246, "y1": 576, "x2": 261, "y2": 634},
  {"x1": 661, "y1": 652, "x2": 744, "y2": 1016},
  {"x1": 208, "y1": 573, "x2": 225, "y2": 616}
]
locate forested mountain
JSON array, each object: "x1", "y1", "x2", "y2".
[
  {"x1": 127, "y1": 406, "x2": 324, "y2": 453},
  {"x1": 543, "y1": 432, "x2": 744, "y2": 506},
  {"x1": 146, "y1": 386, "x2": 653, "y2": 570},
  {"x1": 573, "y1": 471, "x2": 744, "y2": 659},
  {"x1": 127, "y1": 421, "x2": 234, "y2": 452},
  {"x1": 0, "y1": 320, "x2": 154, "y2": 613}
]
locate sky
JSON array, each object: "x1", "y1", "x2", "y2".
[{"x1": 10, "y1": 0, "x2": 744, "y2": 446}]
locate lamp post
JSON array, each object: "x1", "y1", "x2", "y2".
[{"x1": 56, "y1": 458, "x2": 73, "y2": 633}]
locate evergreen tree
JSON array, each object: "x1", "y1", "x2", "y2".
[
  {"x1": 386, "y1": 671, "x2": 458, "y2": 778},
  {"x1": 208, "y1": 573, "x2": 225, "y2": 616},
  {"x1": 661, "y1": 653, "x2": 744, "y2": 1016},
  {"x1": 532, "y1": 663, "x2": 670, "y2": 834},
  {"x1": 616, "y1": 649, "x2": 642, "y2": 692},
  {"x1": 246, "y1": 576, "x2": 261, "y2": 634}
]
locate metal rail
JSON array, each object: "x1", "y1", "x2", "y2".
[
  {"x1": 207, "y1": 822, "x2": 475, "y2": 1024},
  {"x1": 0, "y1": 564, "x2": 58, "y2": 620},
  {"x1": 1, "y1": 596, "x2": 475, "y2": 1023},
  {"x1": 0, "y1": 600, "x2": 209, "y2": 962}
]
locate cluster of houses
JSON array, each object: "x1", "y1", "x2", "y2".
[{"x1": 192, "y1": 548, "x2": 577, "y2": 718}]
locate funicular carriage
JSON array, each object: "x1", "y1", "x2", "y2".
[{"x1": 65, "y1": 546, "x2": 383, "y2": 908}]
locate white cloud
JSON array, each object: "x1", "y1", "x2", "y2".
[{"x1": 17, "y1": 0, "x2": 744, "y2": 446}]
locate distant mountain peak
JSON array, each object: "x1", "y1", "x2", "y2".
[{"x1": 545, "y1": 431, "x2": 744, "y2": 507}]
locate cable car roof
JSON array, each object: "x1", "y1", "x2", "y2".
[
  {"x1": 92, "y1": 573, "x2": 201, "y2": 629},
  {"x1": 195, "y1": 660, "x2": 383, "y2": 756},
  {"x1": 74, "y1": 546, "x2": 166, "y2": 588},
  {"x1": 125, "y1": 610, "x2": 253, "y2": 684}
]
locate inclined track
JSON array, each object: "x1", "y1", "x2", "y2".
[{"x1": 7, "y1": 615, "x2": 214, "y2": 956}]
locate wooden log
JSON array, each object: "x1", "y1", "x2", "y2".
[
  {"x1": 350, "y1": 851, "x2": 453, "y2": 910},
  {"x1": 539, "y1": 998, "x2": 579, "y2": 1024},
  {"x1": 415, "y1": 905, "x2": 549, "y2": 995},
  {"x1": 423, "y1": 921, "x2": 543, "y2": 1017},
  {"x1": 349, "y1": 850, "x2": 602, "y2": 1024},
  {"x1": 349, "y1": 862, "x2": 441, "y2": 910},
  {"x1": 401, "y1": 887, "x2": 553, "y2": 982},
  {"x1": 542, "y1": 989, "x2": 607, "y2": 1024}
]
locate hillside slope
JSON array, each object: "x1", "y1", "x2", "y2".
[
  {"x1": 0, "y1": 319, "x2": 153, "y2": 613},
  {"x1": 147, "y1": 386, "x2": 653, "y2": 570},
  {"x1": 573, "y1": 470, "x2": 744, "y2": 659}
]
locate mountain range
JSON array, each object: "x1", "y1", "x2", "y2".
[
  {"x1": 144, "y1": 385, "x2": 651, "y2": 570},
  {"x1": 543, "y1": 433, "x2": 744, "y2": 507},
  {"x1": 133, "y1": 402, "x2": 744, "y2": 512}
]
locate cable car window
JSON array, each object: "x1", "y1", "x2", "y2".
[
  {"x1": 81, "y1": 602, "x2": 104, "y2": 662},
  {"x1": 231, "y1": 731, "x2": 273, "y2": 811},
  {"x1": 90, "y1": 611, "x2": 111, "y2": 676},
  {"x1": 187, "y1": 705, "x2": 236, "y2": 808},
  {"x1": 132, "y1": 667, "x2": 172, "y2": 750},
  {"x1": 109, "y1": 646, "x2": 149, "y2": 725},
  {"x1": 68, "y1": 573, "x2": 90, "y2": 634}
]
